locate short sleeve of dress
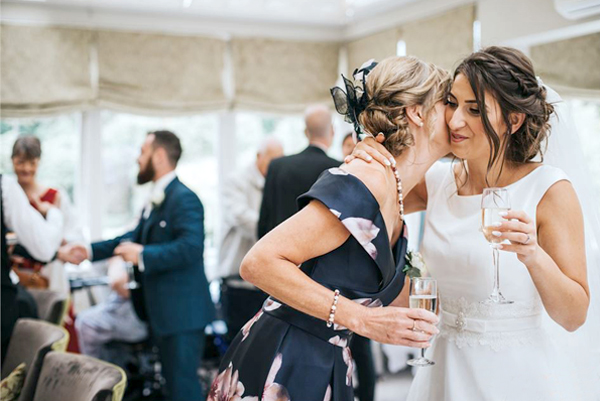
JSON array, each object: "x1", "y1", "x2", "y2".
[
  {"x1": 297, "y1": 167, "x2": 386, "y2": 262},
  {"x1": 425, "y1": 161, "x2": 452, "y2": 200}
]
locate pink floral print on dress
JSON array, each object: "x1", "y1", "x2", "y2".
[{"x1": 207, "y1": 362, "x2": 258, "y2": 401}]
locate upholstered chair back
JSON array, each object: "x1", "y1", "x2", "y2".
[
  {"x1": 28, "y1": 289, "x2": 70, "y2": 326},
  {"x1": 0, "y1": 319, "x2": 69, "y2": 401},
  {"x1": 32, "y1": 352, "x2": 126, "y2": 401}
]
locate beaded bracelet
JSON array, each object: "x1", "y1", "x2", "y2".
[{"x1": 326, "y1": 289, "x2": 341, "y2": 328}]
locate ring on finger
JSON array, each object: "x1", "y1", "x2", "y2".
[
  {"x1": 523, "y1": 233, "x2": 531, "y2": 245},
  {"x1": 411, "y1": 319, "x2": 417, "y2": 331}
]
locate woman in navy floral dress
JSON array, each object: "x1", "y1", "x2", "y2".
[{"x1": 208, "y1": 56, "x2": 451, "y2": 401}]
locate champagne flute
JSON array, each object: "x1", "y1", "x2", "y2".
[
  {"x1": 125, "y1": 261, "x2": 139, "y2": 290},
  {"x1": 119, "y1": 239, "x2": 140, "y2": 290},
  {"x1": 481, "y1": 187, "x2": 513, "y2": 304},
  {"x1": 407, "y1": 277, "x2": 437, "y2": 367}
]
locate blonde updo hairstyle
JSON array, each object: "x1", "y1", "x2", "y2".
[{"x1": 359, "y1": 56, "x2": 451, "y2": 157}]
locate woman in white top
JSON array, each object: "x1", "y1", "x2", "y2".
[
  {"x1": 11, "y1": 136, "x2": 84, "y2": 294},
  {"x1": 349, "y1": 46, "x2": 597, "y2": 400}
]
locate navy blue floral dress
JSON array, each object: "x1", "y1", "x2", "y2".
[{"x1": 208, "y1": 167, "x2": 408, "y2": 401}]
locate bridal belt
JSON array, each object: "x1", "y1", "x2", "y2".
[
  {"x1": 438, "y1": 297, "x2": 543, "y2": 351},
  {"x1": 441, "y1": 309, "x2": 542, "y2": 333}
]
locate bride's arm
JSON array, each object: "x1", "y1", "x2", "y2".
[
  {"x1": 241, "y1": 182, "x2": 439, "y2": 346},
  {"x1": 496, "y1": 180, "x2": 589, "y2": 331}
]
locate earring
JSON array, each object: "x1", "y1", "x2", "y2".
[{"x1": 419, "y1": 122, "x2": 424, "y2": 127}]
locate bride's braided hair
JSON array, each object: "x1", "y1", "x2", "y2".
[
  {"x1": 454, "y1": 47, "x2": 555, "y2": 173},
  {"x1": 359, "y1": 56, "x2": 451, "y2": 157}
]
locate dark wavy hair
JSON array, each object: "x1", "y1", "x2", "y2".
[
  {"x1": 454, "y1": 46, "x2": 555, "y2": 185},
  {"x1": 12, "y1": 136, "x2": 42, "y2": 160}
]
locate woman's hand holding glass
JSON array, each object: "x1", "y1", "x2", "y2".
[
  {"x1": 491, "y1": 210, "x2": 540, "y2": 266},
  {"x1": 355, "y1": 305, "x2": 439, "y2": 348},
  {"x1": 407, "y1": 277, "x2": 438, "y2": 367}
]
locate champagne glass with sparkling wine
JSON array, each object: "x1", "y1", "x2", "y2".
[
  {"x1": 481, "y1": 187, "x2": 512, "y2": 304},
  {"x1": 407, "y1": 277, "x2": 437, "y2": 367},
  {"x1": 119, "y1": 239, "x2": 140, "y2": 290}
]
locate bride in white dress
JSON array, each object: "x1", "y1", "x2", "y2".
[{"x1": 349, "y1": 46, "x2": 600, "y2": 400}]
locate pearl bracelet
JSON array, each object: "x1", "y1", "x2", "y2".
[{"x1": 326, "y1": 289, "x2": 341, "y2": 328}]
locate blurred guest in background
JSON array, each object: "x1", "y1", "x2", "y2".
[
  {"x1": 219, "y1": 137, "x2": 283, "y2": 278},
  {"x1": 10, "y1": 136, "x2": 84, "y2": 292},
  {"x1": 60, "y1": 130, "x2": 215, "y2": 401},
  {"x1": 217, "y1": 137, "x2": 283, "y2": 338},
  {"x1": 10, "y1": 135, "x2": 85, "y2": 352},
  {"x1": 1, "y1": 173, "x2": 63, "y2": 362},
  {"x1": 342, "y1": 131, "x2": 356, "y2": 159},
  {"x1": 75, "y1": 256, "x2": 148, "y2": 366},
  {"x1": 257, "y1": 104, "x2": 340, "y2": 238}
]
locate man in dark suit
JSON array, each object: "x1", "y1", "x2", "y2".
[
  {"x1": 258, "y1": 105, "x2": 340, "y2": 238},
  {"x1": 61, "y1": 131, "x2": 214, "y2": 401}
]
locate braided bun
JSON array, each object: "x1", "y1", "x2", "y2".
[{"x1": 455, "y1": 46, "x2": 555, "y2": 164}]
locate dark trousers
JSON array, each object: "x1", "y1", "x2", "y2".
[
  {"x1": 157, "y1": 329, "x2": 206, "y2": 401},
  {"x1": 0, "y1": 284, "x2": 35, "y2": 360},
  {"x1": 220, "y1": 276, "x2": 268, "y2": 341},
  {"x1": 17, "y1": 284, "x2": 38, "y2": 319},
  {"x1": 350, "y1": 334, "x2": 376, "y2": 401},
  {"x1": 1, "y1": 286, "x2": 18, "y2": 364}
]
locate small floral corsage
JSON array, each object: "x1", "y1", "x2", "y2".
[
  {"x1": 151, "y1": 190, "x2": 165, "y2": 208},
  {"x1": 403, "y1": 250, "x2": 426, "y2": 278}
]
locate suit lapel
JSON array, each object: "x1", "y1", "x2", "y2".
[
  {"x1": 141, "y1": 208, "x2": 159, "y2": 244},
  {"x1": 140, "y1": 177, "x2": 179, "y2": 244}
]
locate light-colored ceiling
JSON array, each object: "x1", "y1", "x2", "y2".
[{"x1": 4, "y1": 0, "x2": 422, "y2": 26}]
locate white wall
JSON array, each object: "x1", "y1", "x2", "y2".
[{"x1": 478, "y1": 0, "x2": 600, "y2": 51}]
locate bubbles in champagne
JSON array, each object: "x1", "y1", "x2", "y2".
[
  {"x1": 409, "y1": 295, "x2": 437, "y2": 313},
  {"x1": 481, "y1": 208, "x2": 509, "y2": 244}
]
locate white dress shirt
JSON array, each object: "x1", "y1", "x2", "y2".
[
  {"x1": 217, "y1": 162, "x2": 264, "y2": 278},
  {"x1": 40, "y1": 188, "x2": 85, "y2": 294},
  {"x1": 143, "y1": 171, "x2": 177, "y2": 219},
  {"x1": 1, "y1": 175, "x2": 64, "y2": 262}
]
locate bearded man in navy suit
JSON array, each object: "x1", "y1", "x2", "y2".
[{"x1": 62, "y1": 130, "x2": 214, "y2": 401}]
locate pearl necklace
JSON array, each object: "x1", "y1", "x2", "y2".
[
  {"x1": 360, "y1": 132, "x2": 404, "y2": 219},
  {"x1": 390, "y1": 163, "x2": 404, "y2": 219}
]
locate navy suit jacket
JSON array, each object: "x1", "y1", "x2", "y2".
[
  {"x1": 92, "y1": 177, "x2": 215, "y2": 337},
  {"x1": 257, "y1": 145, "x2": 340, "y2": 238}
]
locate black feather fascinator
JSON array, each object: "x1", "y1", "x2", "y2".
[{"x1": 330, "y1": 59, "x2": 378, "y2": 143}]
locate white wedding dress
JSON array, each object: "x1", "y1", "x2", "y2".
[{"x1": 406, "y1": 161, "x2": 600, "y2": 401}]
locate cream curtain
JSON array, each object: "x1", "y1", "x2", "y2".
[
  {"x1": 531, "y1": 32, "x2": 600, "y2": 98},
  {"x1": 97, "y1": 30, "x2": 227, "y2": 114},
  {"x1": 232, "y1": 38, "x2": 340, "y2": 112},
  {"x1": 402, "y1": 5, "x2": 475, "y2": 71},
  {"x1": 1, "y1": 25, "x2": 94, "y2": 117},
  {"x1": 347, "y1": 28, "x2": 400, "y2": 75}
]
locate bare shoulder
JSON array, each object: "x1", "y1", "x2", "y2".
[
  {"x1": 537, "y1": 179, "x2": 582, "y2": 225},
  {"x1": 342, "y1": 159, "x2": 392, "y2": 208}
]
